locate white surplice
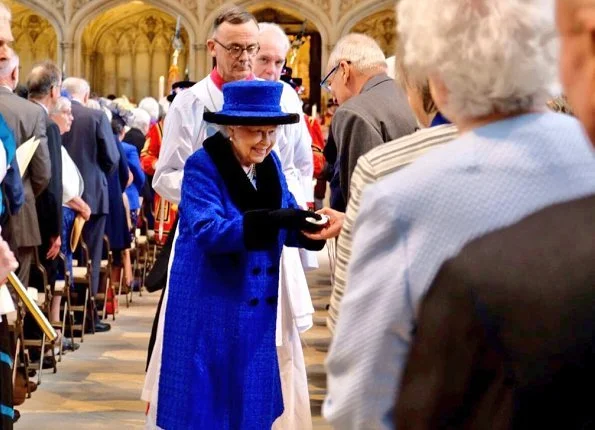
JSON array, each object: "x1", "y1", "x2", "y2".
[{"x1": 144, "y1": 74, "x2": 314, "y2": 430}]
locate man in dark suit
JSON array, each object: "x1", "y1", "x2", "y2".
[
  {"x1": 323, "y1": 33, "x2": 417, "y2": 204},
  {"x1": 396, "y1": 2, "x2": 595, "y2": 426},
  {"x1": 61, "y1": 77, "x2": 119, "y2": 333},
  {"x1": 0, "y1": 48, "x2": 50, "y2": 288},
  {"x1": 27, "y1": 61, "x2": 63, "y2": 284},
  {"x1": 395, "y1": 196, "x2": 595, "y2": 429}
]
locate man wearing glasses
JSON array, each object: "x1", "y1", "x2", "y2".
[
  {"x1": 146, "y1": 7, "x2": 315, "y2": 429},
  {"x1": 320, "y1": 33, "x2": 416, "y2": 208}
]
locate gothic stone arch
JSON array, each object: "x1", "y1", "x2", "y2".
[{"x1": 68, "y1": 0, "x2": 200, "y2": 78}]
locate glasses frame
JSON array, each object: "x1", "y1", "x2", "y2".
[
  {"x1": 320, "y1": 60, "x2": 351, "y2": 92},
  {"x1": 213, "y1": 38, "x2": 260, "y2": 59}
]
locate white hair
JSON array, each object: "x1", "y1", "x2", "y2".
[
  {"x1": 51, "y1": 96, "x2": 71, "y2": 115},
  {"x1": 0, "y1": 2, "x2": 11, "y2": 21},
  {"x1": 129, "y1": 108, "x2": 151, "y2": 135},
  {"x1": 397, "y1": 0, "x2": 558, "y2": 119},
  {"x1": 327, "y1": 33, "x2": 387, "y2": 74},
  {"x1": 85, "y1": 98, "x2": 101, "y2": 111},
  {"x1": 258, "y1": 22, "x2": 290, "y2": 53},
  {"x1": 139, "y1": 97, "x2": 160, "y2": 122},
  {"x1": 62, "y1": 77, "x2": 90, "y2": 99}
]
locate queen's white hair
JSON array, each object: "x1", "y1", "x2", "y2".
[
  {"x1": 327, "y1": 33, "x2": 387, "y2": 74},
  {"x1": 129, "y1": 108, "x2": 151, "y2": 135},
  {"x1": 62, "y1": 77, "x2": 90, "y2": 98},
  {"x1": 258, "y1": 22, "x2": 290, "y2": 53},
  {"x1": 397, "y1": 0, "x2": 558, "y2": 119},
  {"x1": 139, "y1": 97, "x2": 160, "y2": 122}
]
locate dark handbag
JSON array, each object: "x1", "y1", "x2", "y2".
[{"x1": 144, "y1": 217, "x2": 178, "y2": 293}]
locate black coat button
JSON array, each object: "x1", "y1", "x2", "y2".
[
  {"x1": 266, "y1": 266, "x2": 277, "y2": 275},
  {"x1": 248, "y1": 298, "x2": 259, "y2": 306},
  {"x1": 252, "y1": 267, "x2": 261, "y2": 275},
  {"x1": 265, "y1": 296, "x2": 278, "y2": 305}
]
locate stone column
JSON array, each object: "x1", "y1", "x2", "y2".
[
  {"x1": 60, "y1": 41, "x2": 75, "y2": 77},
  {"x1": 114, "y1": 49, "x2": 120, "y2": 96},
  {"x1": 195, "y1": 43, "x2": 207, "y2": 80},
  {"x1": 131, "y1": 46, "x2": 137, "y2": 101}
]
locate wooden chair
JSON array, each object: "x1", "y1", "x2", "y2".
[
  {"x1": 96, "y1": 235, "x2": 116, "y2": 320},
  {"x1": 23, "y1": 253, "x2": 57, "y2": 385},
  {"x1": 53, "y1": 253, "x2": 75, "y2": 362},
  {"x1": 71, "y1": 242, "x2": 93, "y2": 342}
]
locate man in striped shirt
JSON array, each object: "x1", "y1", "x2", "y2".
[{"x1": 306, "y1": 57, "x2": 458, "y2": 333}]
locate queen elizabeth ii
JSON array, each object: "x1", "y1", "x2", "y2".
[{"x1": 155, "y1": 80, "x2": 325, "y2": 429}]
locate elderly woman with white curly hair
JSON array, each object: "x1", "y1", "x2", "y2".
[{"x1": 324, "y1": 0, "x2": 595, "y2": 429}]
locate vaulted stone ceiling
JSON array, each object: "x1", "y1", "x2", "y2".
[{"x1": 6, "y1": 0, "x2": 398, "y2": 102}]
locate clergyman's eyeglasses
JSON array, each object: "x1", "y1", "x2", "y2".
[{"x1": 213, "y1": 39, "x2": 260, "y2": 59}]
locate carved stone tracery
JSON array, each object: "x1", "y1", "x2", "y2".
[{"x1": 352, "y1": 8, "x2": 397, "y2": 56}]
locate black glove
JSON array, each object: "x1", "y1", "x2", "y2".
[
  {"x1": 243, "y1": 209, "x2": 322, "y2": 249},
  {"x1": 267, "y1": 208, "x2": 322, "y2": 231}
]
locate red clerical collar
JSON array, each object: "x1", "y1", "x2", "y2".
[{"x1": 210, "y1": 68, "x2": 255, "y2": 91}]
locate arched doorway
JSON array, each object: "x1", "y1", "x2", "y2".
[
  {"x1": 5, "y1": 1, "x2": 58, "y2": 79},
  {"x1": 250, "y1": 7, "x2": 323, "y2": 112},
  {"x1": 80, "y1": 3, "x2": 190, "y2": 102},
  {"x1": 350, "y1": 8, "x2": 397, "y2": 57}
]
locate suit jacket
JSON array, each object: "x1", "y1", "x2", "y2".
[
  {"x1": 396, "y1": 195, "x2": 595, "y2": 429},
  {"x1": 0, "y1": 87, "x2": 51, "y2": 248},
  {"x1": 61, "y1": 100, "x2": 119, "y2": 215},
  {"x1": 36, "y1": 116, "x2": 63, "y2": 246},
  {"x1": 330, "y1": 73, "x2": 416, "y2": 203}
]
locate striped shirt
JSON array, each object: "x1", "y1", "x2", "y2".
[{"x1": 327, "y1": 124, "x2": 458, "y2": 333}]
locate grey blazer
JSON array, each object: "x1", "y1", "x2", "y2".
[
  {"x1": 0, "y1": 86, "x2": 50, "y2": 248},
  {"x1": 331, "y1": 73, "x2": 417, "y2": 202}
]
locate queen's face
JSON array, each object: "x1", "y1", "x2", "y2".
[{"x1": 228, "y1": 125, "x2": 277, "y2": 167}]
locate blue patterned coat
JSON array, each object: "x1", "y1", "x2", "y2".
[{"x1": 157, "y1": 132, "x2": 321, "y2": 429}]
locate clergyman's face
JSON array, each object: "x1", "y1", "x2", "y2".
[
  {"x1": 254, "y1": 36, "x2": 287, "y2": 82},
  {"x1": 556, "y1": 0, "x2": 595, "y2": 141},
  {"x1": 208, "y1": 21, "x2": 259, "y2": 83}
]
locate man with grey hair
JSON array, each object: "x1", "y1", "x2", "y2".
[
  {"x1": 27, "y1": 61, "x2": 63, "y2": 302},
  {"x1": 323, "y1": 33, "x2": 416, "y2": 208},
  {"x1": 324, "y1": 0, "x2": 595, "y2": 428},
  {"x1": 0, "y1": 48, "x2": 50, "y2": 289},
  {"x1": 61, "y1": 76, "x2": 119, "y2": 333}
]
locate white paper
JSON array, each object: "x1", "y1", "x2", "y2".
[{"x1": 16, "y1": 136, "x2": 40, "y2": 177}]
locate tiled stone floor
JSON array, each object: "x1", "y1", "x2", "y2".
[{"x1": 18, "y1": 250, "x2": 333, "y2": 429}]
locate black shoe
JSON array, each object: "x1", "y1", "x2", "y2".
[
  {"x1": 13, "y1": 409, "x2": 20, "y2": 423},
  {"x1": 85, "y1": 321, "x2": 111, "y2": 333},
  {"x1": 62, "y1": 338, "x2": 80, "y2": 352},
  {"x1": 42, "y1": 356, "x2": 55, "y2": 369}
]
